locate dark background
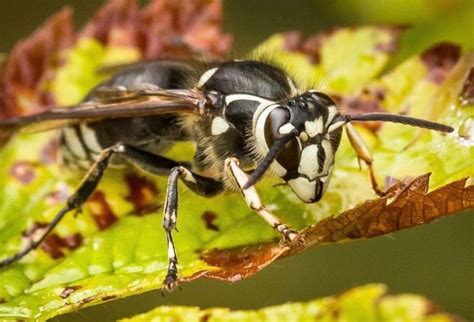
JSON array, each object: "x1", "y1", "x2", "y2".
[{"x1": 0, "y1": 1, "x2": 472, "y2": 320}]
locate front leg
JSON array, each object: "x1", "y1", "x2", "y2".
[
  {"x1": 225, "y1": 158, "x2": 303, "y2": 245},
  {"x1": 345, "y1": 123, "x2": 386, "y2": 196}
]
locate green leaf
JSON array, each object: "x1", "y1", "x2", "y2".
[
  {"x1": 120, "y1": 284, "x2": 459, "y2": 322},
  {"x1": 0, "y1": 23, "x2": 473, "y2": 321},
  {"x1": 51, "y1": 38, "x2": 141, "y2": 106},
  {"x1": 252, "y1": 26, "x2": 402, "y2": 93}
]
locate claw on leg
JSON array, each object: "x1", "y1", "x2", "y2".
[
  {"x1": 225, "y1": 157, "x2": 303, "y2": 247},
  {"x1": 275, "y1": 223, "x2": 305, "y2": 246},
  {"x1": 162, "y1": 271, "x2": 179, "y2": 293},
  {"x1": 367, "y1": 164, "x2": 387, "y2": 197},
  {"x1": 346, "y1": 123, "x2": 388, "y2": 197}
]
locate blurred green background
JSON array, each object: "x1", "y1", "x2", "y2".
[{"x1": 0, "y1": 0, "x2": 472, "y2": 320}]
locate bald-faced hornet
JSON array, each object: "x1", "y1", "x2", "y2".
[{"x1": 0, "y1": 60, "x2": 453, "y2": 291}]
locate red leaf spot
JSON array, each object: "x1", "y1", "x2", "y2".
[
  {"x1": 334, "y1": 88, "x2": 387, "y2": 131},
  {"x1": 283, "y1": 31, "x2": 326, "y2": 64},
  {"x1": 62, "y1": 233, "x2": 83, "y2": 249},
  {"x1": 10, "y1": 161, "x2": 37, "y2": 184},
  {"x1": 421, "y1": 42, "x2": 461, "y2": 84},
  {"x1": 87, "y1": 191, "x2": 118, "y2": 229},
  {"x1": 41, "y1": 234, "x2": 66, "y2": 259},
  {"x1": 45, "y1": 183, "x2": 70, "y2": 206},
  {"x1": 201, "y1": 210, "x2": 219, "y2": 231},
  {"x1": 125, "y1": 173, "x2": 160, "y2": 215},
  {"x1": 24, "y1": 222, "x2": 84, "y2": 259},
  {"x1": 39, "y1": 139, "x2": 59, "y2": 164}
]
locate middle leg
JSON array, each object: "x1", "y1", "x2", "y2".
[
  {"x1": 106, "y1": 146, "x2": 223, "y2": 291},
  {"x1": 161, "y1": 166, "x2": 223, "y2": 291}
]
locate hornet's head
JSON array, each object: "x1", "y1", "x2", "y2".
[{"x1": 252, "y1": 91, "x2": 344, "y2": 203}]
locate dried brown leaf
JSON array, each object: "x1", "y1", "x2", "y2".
[
  {"x1": 0, "y1": 8, "x2": 74, "y2": 118},
  {"x1": 78, "y1": 0, "x2": 139, "y2": 46},
  {"x1": 139, "y1": 0, "x2": 232, "y2": 59},
  {"x1": 201, "y1": 175, "x2": 473, "y2": 281},
  {"x1": 0, "y1": 0, "x2": 231, "y2": 119}
]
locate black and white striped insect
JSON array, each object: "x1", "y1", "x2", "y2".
[{"x1": 0, "y1": 60, "x2": 454, "y2": 291}]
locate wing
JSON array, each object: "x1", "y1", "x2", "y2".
[{"x1": 0, "y1": 87, "x2": 204, "y2": 138}]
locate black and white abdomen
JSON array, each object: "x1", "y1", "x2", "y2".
[
  {"x1": 60, "y1": 123, "x2": 110, "y2": 170},
  {"x1": 59, "y1": 115, "x2": 185, "y2": 170},
  {"x1": 59, "y1": 61, "x2": 198, "y2": 169}
]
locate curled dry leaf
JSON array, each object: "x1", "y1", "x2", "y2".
[{"x1": 201, "y1": 175, "x2": 473, "y2": 281}]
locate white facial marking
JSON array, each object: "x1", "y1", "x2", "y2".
[
  {"x1": 325, "y1": 105, "x2": 338, "y2": 126},
  {"x1": 298, "y1": 145, "x2": 319, "y2": 180},
  {"x1": 197, "y1": 67, "x2": 218, "y2": 88},
  {"x1": 304, "y1": 118, "x2": 323, "y2": 137},
  {"x1": 211, "y1": 116, "x2": 230, "y2": 135},
  {"x1": 315, "y1": 117, "x2": 324, "y2": 133},
  {"x1": 320, "y1": 140, "x2": 333, "y2": 174},
  {"x1": 287, "y1": 177, "x2": 316, "y2": 203},
  {"x1": 279, "y1": 123, "x2": 295, "y2": 135}
]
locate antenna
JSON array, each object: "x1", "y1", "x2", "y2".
[{"x1": 344, "y1": 113, "x2": 454, "y2": 133}]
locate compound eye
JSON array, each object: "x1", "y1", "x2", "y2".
[{"x1": 264, "y1": 107, "x2": 301, "y2": 172}]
